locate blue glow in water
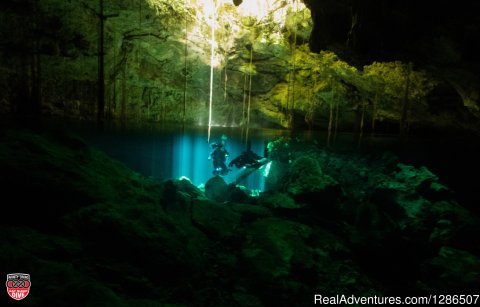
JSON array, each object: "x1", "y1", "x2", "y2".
[
  {"x1": 171, "y1": 133, "x2": 266, "y2": 191},
  {"x1": 80, "y1": 127, "x2": 274, "y2": 192}
]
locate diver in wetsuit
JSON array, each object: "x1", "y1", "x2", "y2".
[
  {"x1": 229, "y1": 141, "x2": 268, "y2": 170},
  {"x1": 209, "y1": 135, "x2": 230, "y2": 176}
]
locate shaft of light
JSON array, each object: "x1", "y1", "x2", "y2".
[{"x1": 207, "y1": 0, "x2": 215, "y2": 143}]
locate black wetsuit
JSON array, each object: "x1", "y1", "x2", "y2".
[
  {"x1": 229, "y1": 150, "x2": 263, "y2": 169},
  {"x1": 210, "y1": 144, "x2": 229, "y2": 176}
]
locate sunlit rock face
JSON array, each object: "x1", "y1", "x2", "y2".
[
  {"x1": 0, "y1": 0, "x2": 479, "y2": 133},
  {"x1": 302, "y1": 0, "x2": 480, "y2": 132},
  {"x1": 303, "y1": 0, "x2": 480, "y2": 64},
  {"x1": 0, "y1": 0, "x2": 312, "y2": 128}
]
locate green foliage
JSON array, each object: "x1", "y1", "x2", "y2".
[
  {"x1": 146, "y1": 0, "x2": 194, "y2": 20},
  {"x1": 363, "y1": 61, "x2": 436, "y2": 101},
  {"x1": 294, "y1": 47, "x2": 357, "y2": 77},
  {"x1": 317, "y1": 89, "x2": 335, "y2": 105},
  {"x1": 288, "y1": 47, "x2": 355, "y2": 111},
  {"x1": 279, "y1": 44, "x2": 438, "y2": 128},
  {"x1": 284, "y1": 5, "x2": 312, "y2": 41},
  {"x1": 317, "y1": 50, "x2": 358, "y2": 80},
  {"x1": 239, "y1": 62, "x2": 257, "y2": 75}
]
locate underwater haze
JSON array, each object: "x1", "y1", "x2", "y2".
[
  {"x1": 75, "y1": 125, "x2": 284, "y2": 192},
  {"x1": 72, "y1": 123, "x2": 480, "y2": 213}
]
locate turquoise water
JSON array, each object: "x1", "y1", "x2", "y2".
[
  {"x1": 71, "y1": 123, "x2": 479, "y2": 213},
  {"x1": 76, "y1": 125, "x2": 290, "y2": 192}
]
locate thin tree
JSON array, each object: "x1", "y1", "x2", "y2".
[
  {"x1": 97, "y1": 0, "x2": 105, "y2": 128},
  {"x1": 371, "y1": 91, "x2": 378, "y2": 136},
  {"x1": 327, "y1": 91, "x2": 334, "y2": 147},
  {"x1": 358, "y1": 99, "x2": 366, "y2": 147},
  {"x1": 399, "y1": 63, "x2": 412, "y2": 139},
  {"x1": 245, "y1": 46, "x2": 253, "y2": 144},
  {"x1": 183, "y1": 12, "x2": 188, "y2": 129},
  {"x1": 97, "y1": 0, "x2": 118, "y2": 128}
]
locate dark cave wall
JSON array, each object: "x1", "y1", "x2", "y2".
[
  {"x1": 0, "y1": 0, "x2": 98, "y2": 118},
  {"x1": 304, "y1": 0, "x2": 480, "y2": 65},
  {"x1": 302, "y1": 0, "x2": 480, "y2": 133}
]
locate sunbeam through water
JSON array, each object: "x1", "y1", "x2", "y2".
[{"x1": 78, "y1": 126, "x2": 280, "y2": 193}]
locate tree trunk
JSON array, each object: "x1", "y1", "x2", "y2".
[
  {"x1": 97, "y1": 0, "x2": 105, "y2": 128},
  {"x1": 399, "y1": 63, "x2": 412, "y2": 139},
  {"x1": 333, "y1": 102, "x2": 339, "y2": 143},
  {"x1": 183, "y1": 15, "x2": 188, "y2": 128},
  {"x1": 30, "y1": 0, "x2": 42, "y2": 116},
  {"x1": 371, "y1": 92, "x2": 378, "y2": 136},
  {"x1": 358, "y1": 100, "x2": 365, "y2": 147},
  {"x1": 327, "y1": 101, "x2": 333, "y2": 147},
  {"x1": 121, "y1": 63, "x2": 126, "y2": 124},
  {"x1": 246, "y1": 47, "x2": 253, "y2": 143}
]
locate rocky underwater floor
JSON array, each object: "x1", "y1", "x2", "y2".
[{"x1": 0, "y1": 127, "x2": 479, "y2": 306}]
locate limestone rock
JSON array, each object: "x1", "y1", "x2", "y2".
[
  {"x1": 191, "y1": 199, "x2": 242, "y2": 240},
  {"x1": 420, "y1": 246, "x2": 480, "y2": 292},
  {"x1": 205, "y1": 175, "x2": 229, "y2": 202},
  {"x1": 284, "y1": 156, "x2": 341, "y2": 205}
]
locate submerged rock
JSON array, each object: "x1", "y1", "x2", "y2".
[
  {"x1": 205, "y1": 176, "x2": 229, "y2": 202},
  {"x1": 258, "y1": 191, "x2": 300, "y2": 209},
  {"x1": 420, "y1": 246, "x2": 480, "y2": 292},
  {"x1": 1, "y1": 128, "x2": 479, "y2": 306},
  {"x1": 284, "y1": 156, "x2": 341, "y2": 205},
  {"x1": 191, "y1": 199, "x2": 242, "y2": 240}
]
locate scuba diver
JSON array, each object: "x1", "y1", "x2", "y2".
[
  {"x1": 229, "y1": 140, "x2": 268, "y2": 170},
  {"x1": 209, "y1": 134, "x2": 230, "y2": 176}
]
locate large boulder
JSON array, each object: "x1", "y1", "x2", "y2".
[
  {"x1": 419, "y1": 246, "x2": 480, "y2": 293},
  {"x1": 241, "y1": 217, "x2": 377, "y2": 305},
  {"x1": 205, "y1": 176, "x2": 229, "y2": 202},
  {"x1": 191, "y1": 199, "x2": 242, "y2": 240},
  {"x1": 284, "y1": 156, "x2": 341, "y2": 205}
]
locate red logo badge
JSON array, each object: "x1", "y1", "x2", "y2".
[{"x1": 6, "y1": 273, "x2": 30, "y2": 300}]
